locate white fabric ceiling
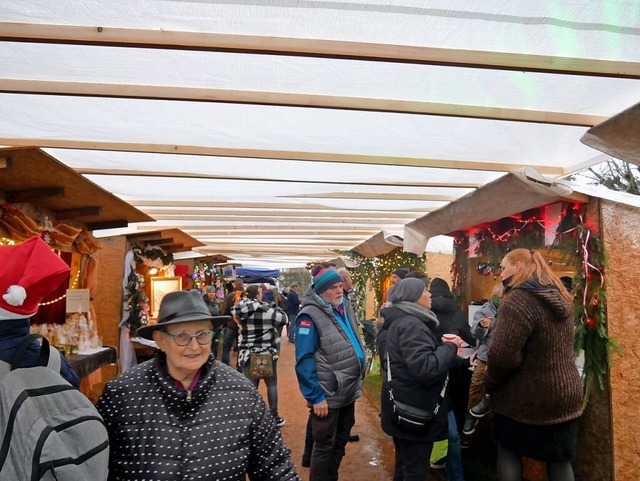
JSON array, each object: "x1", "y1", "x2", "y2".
[{"x1": 1, "y1": 0, "x2": 639, "y2": 266}]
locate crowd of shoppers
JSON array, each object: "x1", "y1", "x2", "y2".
[{"x1": 2, "y1": 235, "x2": 586, "y2": 481}]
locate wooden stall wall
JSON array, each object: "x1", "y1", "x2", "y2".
[
  {"x1": 93, "y1": 235, "x2": 127, "y2": 391},
  {"x1": 601, "y1": 199, "x2": 640, "y2": 481},
  {"x1": 425, "y1": 251, "x2": 454, "y2": 286}
]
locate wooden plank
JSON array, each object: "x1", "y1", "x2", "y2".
[
  {"x1": 0, "y1": 156, "x2": 12, "y2": 170},
  {"x1": 6, "y1": 186, "x2": 64, "y2": 203},
  {"x1": 54, "y1": 206, "x2": 102, "y2": 219},
  {"x1": 72, "y1": 167, "x2": 482, "y2": 189},
  {"x1": 0, "y1": 79, "x2": 605, "y2": 127},
  {"x1": 0, "y1": 138, "x2": 562, "y2": 174},
  {"x1": 2, "y1": 22, "x2": 639, "y2": 78},
  {"x1": 86, "y1": 219, "x2": 128, "y2": 231}
]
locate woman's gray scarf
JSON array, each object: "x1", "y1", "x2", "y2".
[{"x1": 392, "y1": 301, "x2": 440, "y2": 327}]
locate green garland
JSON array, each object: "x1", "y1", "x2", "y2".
[
  {"x1": 556, "y1": 205, "x2": 621, "y2": 402},
  {"x1": 451, "y1": 235, "x2": 468, "y2": 306},
  {"x1": 339, "y1": 249, "x2": 425, "y2": 319},
  {"x1": 123, "y1": 269, "x2": 150, "y2": 337}
]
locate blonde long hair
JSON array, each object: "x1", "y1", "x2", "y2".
[{"x1": 503, "y1": 248, "x2": 573, "y2": 303}]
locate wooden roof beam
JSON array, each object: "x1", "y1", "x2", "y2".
[
  {"x1": 0, "y1": 156, "x2": 12, "y2": 170},
  {"x1": 54, "y1": 206, "x2": 102, "y2": 219},
  {"x1": 0, "y1": 138, "x2": 562, "y2": 175},
  {"x1": 6, "y1": 186, "x2": 64, "y2": 203},
  {"x1": 1, "y1": 22, "x2": 639, "y2": 79},
  {"x1": 143, "y1": 238, "x2": 175, "y2": 246},
  {"x1": 87, "y1": 219, "x2": 128, "y2": 231},
  {"x1": 0, "y1": 78, "x2": 605, "y2": 127}
]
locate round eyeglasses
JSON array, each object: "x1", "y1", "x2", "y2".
[{"x1": 162, "y1": 330, "x2": 214, "y2": 346}]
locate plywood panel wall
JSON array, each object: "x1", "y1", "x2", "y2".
[{"x1": 601, "y1": 199, "x2": 640, "y2": 481}]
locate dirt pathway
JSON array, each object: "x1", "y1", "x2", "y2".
[{"x1": 252, "y1": 340, "x2": 396, "y2": 480}]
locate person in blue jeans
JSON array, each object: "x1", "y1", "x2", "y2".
[{"x1": 446, "y1": 410, "x2": 466, "y2": 481}]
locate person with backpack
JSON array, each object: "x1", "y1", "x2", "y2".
[
  {"x1": 0, "y1": 236, "x2": 79, "y2": 386},
  {"x1": 97, "y1": 289, "x2": 301, "y2": 481},
  {"x1": 220, "y1": 278, "x2": 245, "y2": 367},
  {"x1": 0, "y1": 236, "x2": 109, "y2": 480},
  {"x1": 231, "y1": 284, "x2": 288, "y2": 427}
]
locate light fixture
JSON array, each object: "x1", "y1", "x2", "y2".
[{"x1": 148, "y1": 267, "x2": 158, "y2": 275}]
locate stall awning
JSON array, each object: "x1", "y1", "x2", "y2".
[
  {"x1": 352, "y1": 231, "x2": 404, "y2": 258},
  {"x1": 581, "y1": 102, "x2": 640, "y2": 167},
  {"x1": 403, "y1": 168, "x2": 575, "y2": 254}
]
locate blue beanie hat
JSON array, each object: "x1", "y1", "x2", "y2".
[{"x1": 313, "y1": 268, "x2": 343, "y2": 294}]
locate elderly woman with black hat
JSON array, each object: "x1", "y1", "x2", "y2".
[
  {"x1": 377, "y1": 278, "x2": 463, "y2": 481},
  {"x1": 97, "y1": 289, "x2": 301, "y2": 481}
]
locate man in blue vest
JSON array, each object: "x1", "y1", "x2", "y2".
[{"x1": 295, "y1": 268, "x2": 365, "y2": 481}]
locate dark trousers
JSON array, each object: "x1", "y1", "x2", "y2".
[
  {"x1": 221, "y1": 327, "x2": 238, "y2": 366},
  {"x1": 303, "y1": 411, "x2": 314, "y2": 459},
  {"x1": 392, "y1": 437, "x2": 434, "y2": 481},
  {"x1": 211, "y1": 328, "x2": 222, "y2": 359},
  {"x1": 309, "y1": 402, "x2": 355, "y2": 481}
]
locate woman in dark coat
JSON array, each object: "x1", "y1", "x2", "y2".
[{"x1": 377, "y1": 278, "x2": 462, "y2": 481}]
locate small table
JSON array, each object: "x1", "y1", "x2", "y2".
[{"x1": 67, "y1": 346, "x2": 117, "y2": 379}]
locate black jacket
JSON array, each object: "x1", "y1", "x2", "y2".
[
  {"x1": 97, "y1": 353, "x2": 300, "y2": 480},
  {"x1": 429, "y1": 278, "x2": 474, "y2": 346},
  {"x1": 0, "y1": 319, "x2": 79, "y2": 387},
  {"x1": 377, "y1": 305, "x2": 457, "y2": 442}
]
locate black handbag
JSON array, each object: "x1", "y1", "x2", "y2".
[{"x1": 386, "y1": 350, "x2": 448, "y2": 434}]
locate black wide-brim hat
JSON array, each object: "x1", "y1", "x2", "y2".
[{"x1": 137, "y1": 289, "x2": 231, "y2": 340}]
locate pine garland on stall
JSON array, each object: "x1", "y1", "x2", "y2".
[
  {"x1": 339, "y1": 249, "x2": 425, "y2": 317},
  {"x1": 123, "y1": 269, "x2": 149, "y2": 337},
  {"x1": 555, "y1": 204, "x2": 621, "y2": 403}
]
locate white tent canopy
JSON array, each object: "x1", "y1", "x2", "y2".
[{"x1": 1, "y1": 1, "x2": 639, "y2": 266}]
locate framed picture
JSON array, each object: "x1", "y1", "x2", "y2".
[{"x1": 150, "y1": 276, "x2": 182, "y2": 319}]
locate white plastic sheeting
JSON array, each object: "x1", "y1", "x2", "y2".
[{"x1": 1, "y1": 1, "x2": 639, "y2": 266}]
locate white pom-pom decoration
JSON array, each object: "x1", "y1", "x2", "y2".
[{"x1": 3, "y1": 285, "x2": 26, "y2": 306}]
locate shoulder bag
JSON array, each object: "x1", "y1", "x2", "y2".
[{"x1": 386, "y1": 349, "x2": 448, "y2": 434}]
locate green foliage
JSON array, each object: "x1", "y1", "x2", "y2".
[
  {"x1": 279, "y1": 268, "x2": 312, "y2": 293},
  {"x1": 567, "y1": 158, "x2": 640, "y2": 195},
  {"x1": 555, "y1": 205, "x2": 623, "y2": 403},
  {"x1": 339, "y1": 249, "x2": 425, "y2": 318},
  {"x1": 123, "y1": 269, "x2": 149, "y2": 337}
]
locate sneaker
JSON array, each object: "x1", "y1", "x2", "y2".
[
  {"x1": 462, "y1": 415, "x2": 479, "y2": 435},
  {"x1": 469, "y1": 394, "x2": 491, "y2": 418},
  {"x1": 460, "y1": 439, "x2": 472, "y2": 449},
  {"x1": 276, "y1": 416, "x2": 286, "y2": 427},
  {"x1": 430, "y1": 457, "x2": 446, "y2": 470},
  {"x1": 301, "y1": 454, "x2": 311, "y2": 468}
]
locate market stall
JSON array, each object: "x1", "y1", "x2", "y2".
[
  {"x1": 94, "y1": 228, "x2": 206, "y2": 371},
  {"x1": 402, "y1": 167, "x2": 640, "y2": 481},
  {"x1": 0, "y1": 147, "x2": 152, "y2": 401}
]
